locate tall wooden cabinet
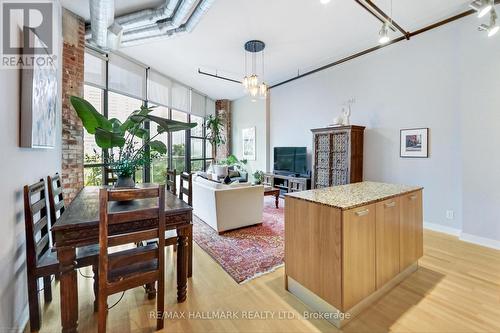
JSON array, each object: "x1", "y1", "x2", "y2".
[{"x1": 311, "y1": 126, "x2": 365, "y2": 189}]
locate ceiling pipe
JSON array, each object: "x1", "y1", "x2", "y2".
[
  {"x1": 114, "y1": 0, "x2": 180, "y2": 30},
  {"x1": 121, "y1": 0, "x2": 216, "y2": 47},
  {"x1": 120, "y1": 0, "x2": 197, "y2": 42},
  {"x1": 89, "y1": 0, "x2": 115, "y2": 49}
]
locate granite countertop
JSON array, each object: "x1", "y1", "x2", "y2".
[{"x1": 285, "y1": 181, "x2": 422, "y2": 210}]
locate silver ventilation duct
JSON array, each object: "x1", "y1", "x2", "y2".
[
  {"x1": 89, "y1": 0, "x2": 115, "y2": 49},
  {"x1": 87, "y1": 0, "x2": 215, "y2": 49},
  {"x1": 121, "y1": 0, "x2": 215, "y2": 47},
  {"x1": 114, "y1": 0, "x2": 180, "y2": 30}
]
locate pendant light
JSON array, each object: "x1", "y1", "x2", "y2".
[
  {"x1": 378, "y1": 0, "x2": 393, "y2": 44},
  {"x1": 479, "y1": 8, "x2": 499, "y2": 37},
  {"x1": 242, "y1": 40, "x2": 268, "y2": 99}
]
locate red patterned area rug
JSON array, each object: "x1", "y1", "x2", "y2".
[{"x1": 192, "y1": 197, "x2": 284, "y2": 284}]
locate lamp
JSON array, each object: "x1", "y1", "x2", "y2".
[
  {"x1": 470, "y1": 0, "x2": 494, "y2": 18},
  {"x1": 478, "y1": 9, "x2": 499, "y2": 37},
  {"x1": 242, "y1": 40, "x2": 268, "y2": 99},
  {"x1": 379, "y1": 22, "x2": 390, "y2": 44}
]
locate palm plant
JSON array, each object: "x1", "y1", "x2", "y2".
[
  {"x1": 70, "y1": 96, "x2": 196, "y2": 187},
  {"x1": 205, "y1": 114, "x2": 225, "y2": 159}
]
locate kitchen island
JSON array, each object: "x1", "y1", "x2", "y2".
[{"x1": 284, "y1": 181, "x2": 423, "y2": 327}]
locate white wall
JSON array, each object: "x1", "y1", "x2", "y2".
[
  {"x1": 231, "y1": 95, "x2": 269, "y2": 181},
  {"x1": 269, "y1": 14, "x2": 500, "y2": 244},
  {"x1": 0, "y1": 5, "x2": 62, "y2": 331}
]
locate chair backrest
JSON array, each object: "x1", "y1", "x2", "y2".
[
  {"x1": 166, "y1": 169, "x2": 177, "y2": 195},
  {"x1": 289, "y1": 178, "x2": 306, "y2": 192},
  {"x1": 179, "y1": 172, "x2": 192, "y2": 206},
  {"x1": 47, "y1": 173, "x2": 65, "y2": 225},
  {"x1": 99, "y1": 185, "x2": 165, "y2": 287},
  {"x1": 104, "y1": 166, "x2": 117, "y2": 186},
  {"x1": 24, "y1": 180, "x2": 50, "y2": 269}
]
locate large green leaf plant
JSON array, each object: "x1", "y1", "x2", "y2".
[{"x1": 70, "y1": 96, "x2": 196, "y2": 178}]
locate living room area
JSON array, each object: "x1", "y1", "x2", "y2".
[{"x1": 1, "y1": 0, "x2": 500, "y2": 332}]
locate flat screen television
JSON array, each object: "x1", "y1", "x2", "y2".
[{"x1": 274, "y1": 147, "x2": 308, "y2": 176}]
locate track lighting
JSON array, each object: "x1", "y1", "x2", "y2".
[
  {"x1": 479, "y1": 9, "x2": 499, "y2": 36},
  {"x1": 470, "y1": 0, "x2": 493, "y2": 18},
  {"x1": 379, "y1": 22, "x2": 390, "y2": 44}
]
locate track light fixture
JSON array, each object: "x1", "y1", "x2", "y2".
[
  {"x1": 478, "y1": 9, "x2": 499, "y2": 36},
  {"x1": 470, "y1": 0, "x2": 494, "y2": 18},
  {"x1": 379, "y1": 22, "x2": 390, "y2": 44}
]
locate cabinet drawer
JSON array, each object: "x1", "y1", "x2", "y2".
[{"x1": 342, "y1": 204, "x2": 376, "y2": 310}]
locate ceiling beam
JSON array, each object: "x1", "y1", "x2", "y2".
[{"x1": 270, "y1": 1, "x2": 500, "y2": 90}]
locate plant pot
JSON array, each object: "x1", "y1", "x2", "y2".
[
  {"x1": 115, "y1": 175, "x2": 135, "y2": 189},
  {"x1": 213, "y1": 165, "x2": 228, "y2": 178}
]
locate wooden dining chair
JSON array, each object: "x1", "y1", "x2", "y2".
[
  {"x1": 98, "y1": 185, "x2": 166, "y2": 333},
  {"x1": 166, "y1": 169, "x2": 177, "y2": 195},
  {"x1": 24, "y1": 180, "x2": 99, "y2": 332},
  {"x1": 178, "y1": 172, "x2": 193, "y2": 277},
  {"x1": 47, "y1": 173, "x2": 64, "y2": 241},
  {"x1": 104, "y1": 166, "x2": 118, "y2": 186}
]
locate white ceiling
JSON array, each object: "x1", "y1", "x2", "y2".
[{"x1": 61, "y1": 0, "x2": 473, "y2": 100}]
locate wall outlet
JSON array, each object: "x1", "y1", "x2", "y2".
[{"x1": 446, "y1": 210, "x2": 454, "y2": 220}]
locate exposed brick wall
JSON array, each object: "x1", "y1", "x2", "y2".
[
  {"x1": 215, "y1": 99, "x2": 231, "y2": 161},
  {"x1": 61, "y1": 9, "x2": 85, "y2": 204}
]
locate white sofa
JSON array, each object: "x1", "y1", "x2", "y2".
[{"x1": 192, "y1": 176, "x2": 264, "y2": 233}]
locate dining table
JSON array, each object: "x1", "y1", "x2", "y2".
[{"x1": 52, "y1": 185, "x2": 193, "y2": 333}]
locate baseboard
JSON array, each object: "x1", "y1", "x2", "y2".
[
  {"x1": 424, "y1": 221, "x2": 461, "y2": 237},
  {"x1": 459, "y1": 232, "x2": 500, "y2": 250}
]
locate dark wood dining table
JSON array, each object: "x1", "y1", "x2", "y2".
[{"x1": 52, "y1": 185, "x2": 193, "y2": 333}]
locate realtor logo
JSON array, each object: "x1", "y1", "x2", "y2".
[{"x1": 1, "y1": 1, "x2": 55, "y2": 68}]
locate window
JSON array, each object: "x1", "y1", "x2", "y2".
[
  {"x1": 189, "y1": 114, "x2": 212, "y2": 173},
  {"x1": 83, "y1": 50, "x2": 213, "y2": 186},
  {"x1": 108, "y1": 92, "x2": 144, "y2": 183},
  {"x1": 171, "y1": 110, "x2": 187, "y2": 173},
  {"x1": 83, "y1": 85, "x2": 103, "y2": 186},
  {"x1": 150, "y1": 105, "x2": 169, "y2": 183}
]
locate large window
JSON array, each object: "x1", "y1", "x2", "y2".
[{"x1": 82, "y1": 50, "x2": 214, "y2": 185}]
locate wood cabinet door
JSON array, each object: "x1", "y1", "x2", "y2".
[
  {"x1": 343, "y1": 203, "x2": 376, "y2": 310},
  {"x1": 376, "y1": 198, "x2": 400, "y2": 289},
  {"x1": 400, "y1": 190, "x2": 423, "y2": 270}
]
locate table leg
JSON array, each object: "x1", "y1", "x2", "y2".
[
  {"x1": 275, "y1": 193, "x2": 279, "y2": 209},
  {"x1": 57, "y1": 246, "x2": 78, "y2": 333},
  {"x1": 187, "y1": 223, "x2": 193, "y2": 278},
  {"x1": 176, "y1": 228, "x2": 188, "y2": 303}
]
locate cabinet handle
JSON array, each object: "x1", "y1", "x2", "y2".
[
  {"x1": 385, "y1": 201, "x2": 396, "y2": 208},
  {"x1": 409, "y1": 195, "x2": 417, "y2": 200},
  {"x1": 355, "y1": 209, "x2": 370, "y2": 217}
]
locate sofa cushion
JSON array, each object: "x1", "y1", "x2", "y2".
[
  {"x1": 195, "y1": 175, "x2": 223, "y2": 189},
  {"x1": 228, "y1": 170, "x2": 240, "y2": 178}
]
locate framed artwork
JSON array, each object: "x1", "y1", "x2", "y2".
[
  {"x1": 400, "y1": 128, "x2": 429, "y2": 158},
  {"x1": 242, "y1": 127, "x2": 256, "y2": 160},
  {"x1": 20, "y1": 41, "x2": 57, "y2": 148}
]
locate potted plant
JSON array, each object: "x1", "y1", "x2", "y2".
[
  {"x1": 205, "y1": 114, "x2": 227, "y2": 177},
  {"x1": 253, "y1": 170, "x2": 264, "y2": 185},
  {"x1": 70, "y1": 96, "x2": 196, "y2": 188}
]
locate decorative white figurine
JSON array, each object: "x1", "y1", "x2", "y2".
[{"x1": 342, "y1": 98, "x2": 355, "y2": 125}]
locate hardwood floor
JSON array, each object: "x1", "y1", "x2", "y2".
[{"x1": 32, "y1": 230, "x2": 500, "y2": 333}]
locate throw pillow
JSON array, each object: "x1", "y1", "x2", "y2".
[
  {"x1": 223, "y1": 175, "x2": 231, "y2": 184},
  {"x1": 228, "y1": 170, "x2": 240, "y2": 178}
]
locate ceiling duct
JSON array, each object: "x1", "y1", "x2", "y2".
[
  {"x1": 89, "y1": 0, "x2": 115, "y2": 49},
  {"x1": 86, "y1": 0, "x2": 215, "y2": 49},
  {"x1": 121, "y1": 0, "x2": 215, "y2": 47},
  {"x1": 114, "y1": 0, "x2": 180, "y2": 30}
]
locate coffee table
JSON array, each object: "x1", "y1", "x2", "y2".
[{"x1": 264, "y1": 186, "x2": 280, "y2": 208}]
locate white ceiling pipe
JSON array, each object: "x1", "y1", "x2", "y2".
[
  {"x1": 121, "y1": 0, "x2": 197, "y2": 42},
  {"x1": 121, "y1": 0, "x2": 214, "y2": 46},
  {"x1": 115, "y1": 0, "x2": 180, "y2": 30},
  {"x1": 185, "y1": 0, "x2": 215, "y2": 32},
  {"x1": 89, "y1": 0, "x2": 115, "y2": 49}
]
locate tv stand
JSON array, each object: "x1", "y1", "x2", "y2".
[{"x1": 263, "y1": 173, "x2": 311, "y2": 198}]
